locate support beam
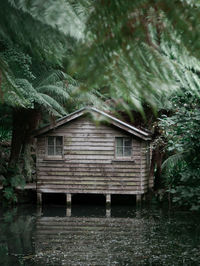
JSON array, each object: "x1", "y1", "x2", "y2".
[
  {"x1": 106, "y1": 194, "x2": 111, "y2": 207},
  {"x1": 142, "y1": 193, "x2": 146, "y2": 202},
  {"x1": 136, "y1": 194, "x2": 142, "y2": 204},
  {"x1": 37, "y1": 193, "x2": 42, "y2": 205},
  {"x1": 66, "y1": 193, "x2": 72, "y2": 207},
  {"x1": 106, "y1": 207, "x2": 111, "y2": 218},
  {"x1": 66, "y1": 207, "x2": 71, "y2": 217},
  {"x1": 36, "y1": 206, "x2": 42, "y2": 217}
]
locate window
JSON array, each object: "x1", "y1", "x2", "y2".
[
  {"x1": 116, "y1": 137, "x2": 132, "y2": 157},
  {"x1": 47, "y1": 136, "x2": 63, "y2": 156}
]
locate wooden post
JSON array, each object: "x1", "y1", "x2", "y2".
[
  {"x1": 106, "y1": 207, "x2": 111, "y2": 218},
  {"x1": 37, "y1": 193, "x2": 42, "y2": 205},
  {"x1": 66, "y1": 193, "x2": 71, "y2": 207},
  {"x1": 136, "y1": 194, "x2": 142, "y2": 204},
  {"x1": 106, "y1": 194, "x2": 111, "y2": 207},
  {"x1": 37, "y1": 206, "x2": 42, "y2": 216},
  {"x1": 66, "y1": 207, "x2": 71, "y2": 217},
  {"x1": 142, "y1": 193, "x2": 146, "y2": 202}
]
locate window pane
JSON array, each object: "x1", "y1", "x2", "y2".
[
  {"x1": 124, "y1": 138, "x2": 132, "y2": 147},
  {"x1": 116, "y1": 137, "x2": 132, "y2": 157},
  {"x1": 116, "y1": 146, "x2": 123, "y2": 156},
  {"x1": 48, "y1": 146, "x2": 54, "y2": 155},
  {"x1": 56, "y1": 136, "x2": 63, "y2": 145},
  {"x1": 56, "y1": 146, "x2": 62, "y2": 155},
  {"x1": 116, "y1": 137, "x2": 123, "y2": 146},
  {"x1": 48, "y1": 136, "x2": 63, "y2": 156},
  {"x1": 124, "y1": 147, "x2": 131, "y2": 156},
  {"x1": 48, "y1": 136, "x2": 54, "y2": 145}
]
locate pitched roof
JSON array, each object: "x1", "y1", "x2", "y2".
[{"x1": 34, "y1": 107, "x2": 152, "y2": 140}]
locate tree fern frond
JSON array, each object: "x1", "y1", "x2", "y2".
[
  {"x1": 15, "y1": 78, "x2": 36, "y2": 97},
  {"x1": 36, "y1": 85, "x2": 70, "y2": 102},
  {"x1": 37, "y1": 93, "x2": 66, "y2": 116},
  {"x1": 0, "y1": 0, "x2": 68, "y2": 65},
  {"x1": 36, "y1": 70, "x2": 67, "y2": 87},
  {"x1": 8, "y1": 0, "x2": 88, "y2": 40},
  {"x1": 0, "y1": 56, "x2": 23, "y2": 100}
]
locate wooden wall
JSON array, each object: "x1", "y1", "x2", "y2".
[{"x1": 36, "y1": 116, "x2": 150, "y2": 195}]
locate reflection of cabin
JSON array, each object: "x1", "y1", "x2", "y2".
[
  {"x1": 35, "y1": 215, "x2": 146, "y2": 265},
  {"x1": 35, "y1": 107, "x2": 152, "y2": 205}
]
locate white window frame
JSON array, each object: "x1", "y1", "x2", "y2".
[
  {"x1": 115, "y1": 137, "x2": 132, "y2": 158},
  {"x1": 46, "y1": 136, "x2": 63, "y2": 157}
]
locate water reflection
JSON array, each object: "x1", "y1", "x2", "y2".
[
  {"x1": 35, "y1": 205, "x2": 145, "y2": 266},
  {"x1": 0, "y1": 206, "x2": 36, "y2": 266},
  {"x1": 0, "y1": 204, "x2": 200, "y2": 266}
]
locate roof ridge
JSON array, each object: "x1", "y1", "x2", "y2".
[{"x1": 34, "y1": 107, "x2": 152, "y2": 140}]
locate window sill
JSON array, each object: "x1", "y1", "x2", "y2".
[
  {"x1": 43, "y1": 156, "x2": 64, "y2": 161},
  {"x1": 112, "y1": 158, "x2": 135, "y2": 163}
]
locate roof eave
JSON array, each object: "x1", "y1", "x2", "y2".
[{"x1": 34, "y1": 107, "x2": 152, "y2": 140}]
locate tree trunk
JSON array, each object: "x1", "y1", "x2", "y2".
[
  {"x1": 8, "y1": 108, "x2": 41, "y2": 173},
  {"x1": 9, "y1": 109, "x2": 27, "y2": 167},
  {"x1": 3, "y1": 108, "x2": 41, "y2": 204},
  {"x1": 149, "y1": 125, "x2": 165, "y2": 192},
  {"x1": 22, "y1": 109, "x2": 41, "y2": 181}
]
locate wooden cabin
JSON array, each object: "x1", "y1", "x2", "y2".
[{"x1": 35, "y1": 107, "x2": 152, "y2": 205}]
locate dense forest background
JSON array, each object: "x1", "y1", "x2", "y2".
[{"x1": 0, "y1": 0, "x2": 200, "y2": 210}]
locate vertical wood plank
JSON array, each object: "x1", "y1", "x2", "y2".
[
  {"x1": 37, "y1": 193, "x2": 42, "y2": 205},
  {"x1": 66, "y1": 207, "x2": 71, "y2": 217},
  {"x1": 106, "y1": 207, "x2": 111, "y2": 218},
  {"x1": 66, "y1": 193, "x2": 72, "y2": 206},
  {"x1": 136, "y1": 194, "x2": 142, "y2": 204},
  {"x1": 106, "y1": 194, "x2": 111, "y2": 207}
]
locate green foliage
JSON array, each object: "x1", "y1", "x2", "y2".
[
  {"x1": 2, "y1": 166, "x2": 25, "y2": 204},
  {"x1": 0, "y1": 0, "x2": 83, "y2": 107},
  {"x1": 0, "y1": 0, "x2": 69, "y2": 65},
  {"x1": 8, "y1": 0, "x2": 88, "y2": 40},
  {"x1": 1, "y1": 43, "x2": 35, "y2": 81},
  {"x1": 0, "y1": 104, "x2": 12, "y2": 142},
  {"x1": 65, "y1": 0, "x2": 200, "y2": 114},
  {"x1": 1, "y1": 0, "x2": 200, "y2": 210},
  {"x1": 0, "y1": 127, "x2": 11, "y2": 142},
  {"x1": 160, "y1": 91, "x2": 200, "y2": 210}
]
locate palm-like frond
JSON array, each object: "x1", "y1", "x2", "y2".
[
  {"x1": 35, "y1": 70, "x2": 67, "y2": 87},
  {"x1": 36, "y1": 85, "x2": 70, "y2": 103},
  {"x1": 162, "y1": 152, "x2": 186, "y2": 172},
  {"x1": 37, "y1": 93, "x2": 66, "y2": 117},
  {"x1": 0, "y1": 56, "x2": 23, "y2": 101},
  {"x1": 0, "y1": 0, "x2": 68, "y2": 66},
  {"x1": 8, "y1": 0, "x2": 88, "y2": 40},
  {"x1": 10, "y1": 77, "x2": 68, "y2": 117},
  {"x1": 67, "y1": 0, "x2": 200, "y2": 113}
]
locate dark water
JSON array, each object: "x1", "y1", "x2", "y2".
[{"x1": 0, "y1": 203, "x2": 200, "y2": 266}]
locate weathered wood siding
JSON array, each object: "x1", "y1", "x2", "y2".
[{"x1": 36, "y1": 116, "x2": 150, "y2": 195}]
